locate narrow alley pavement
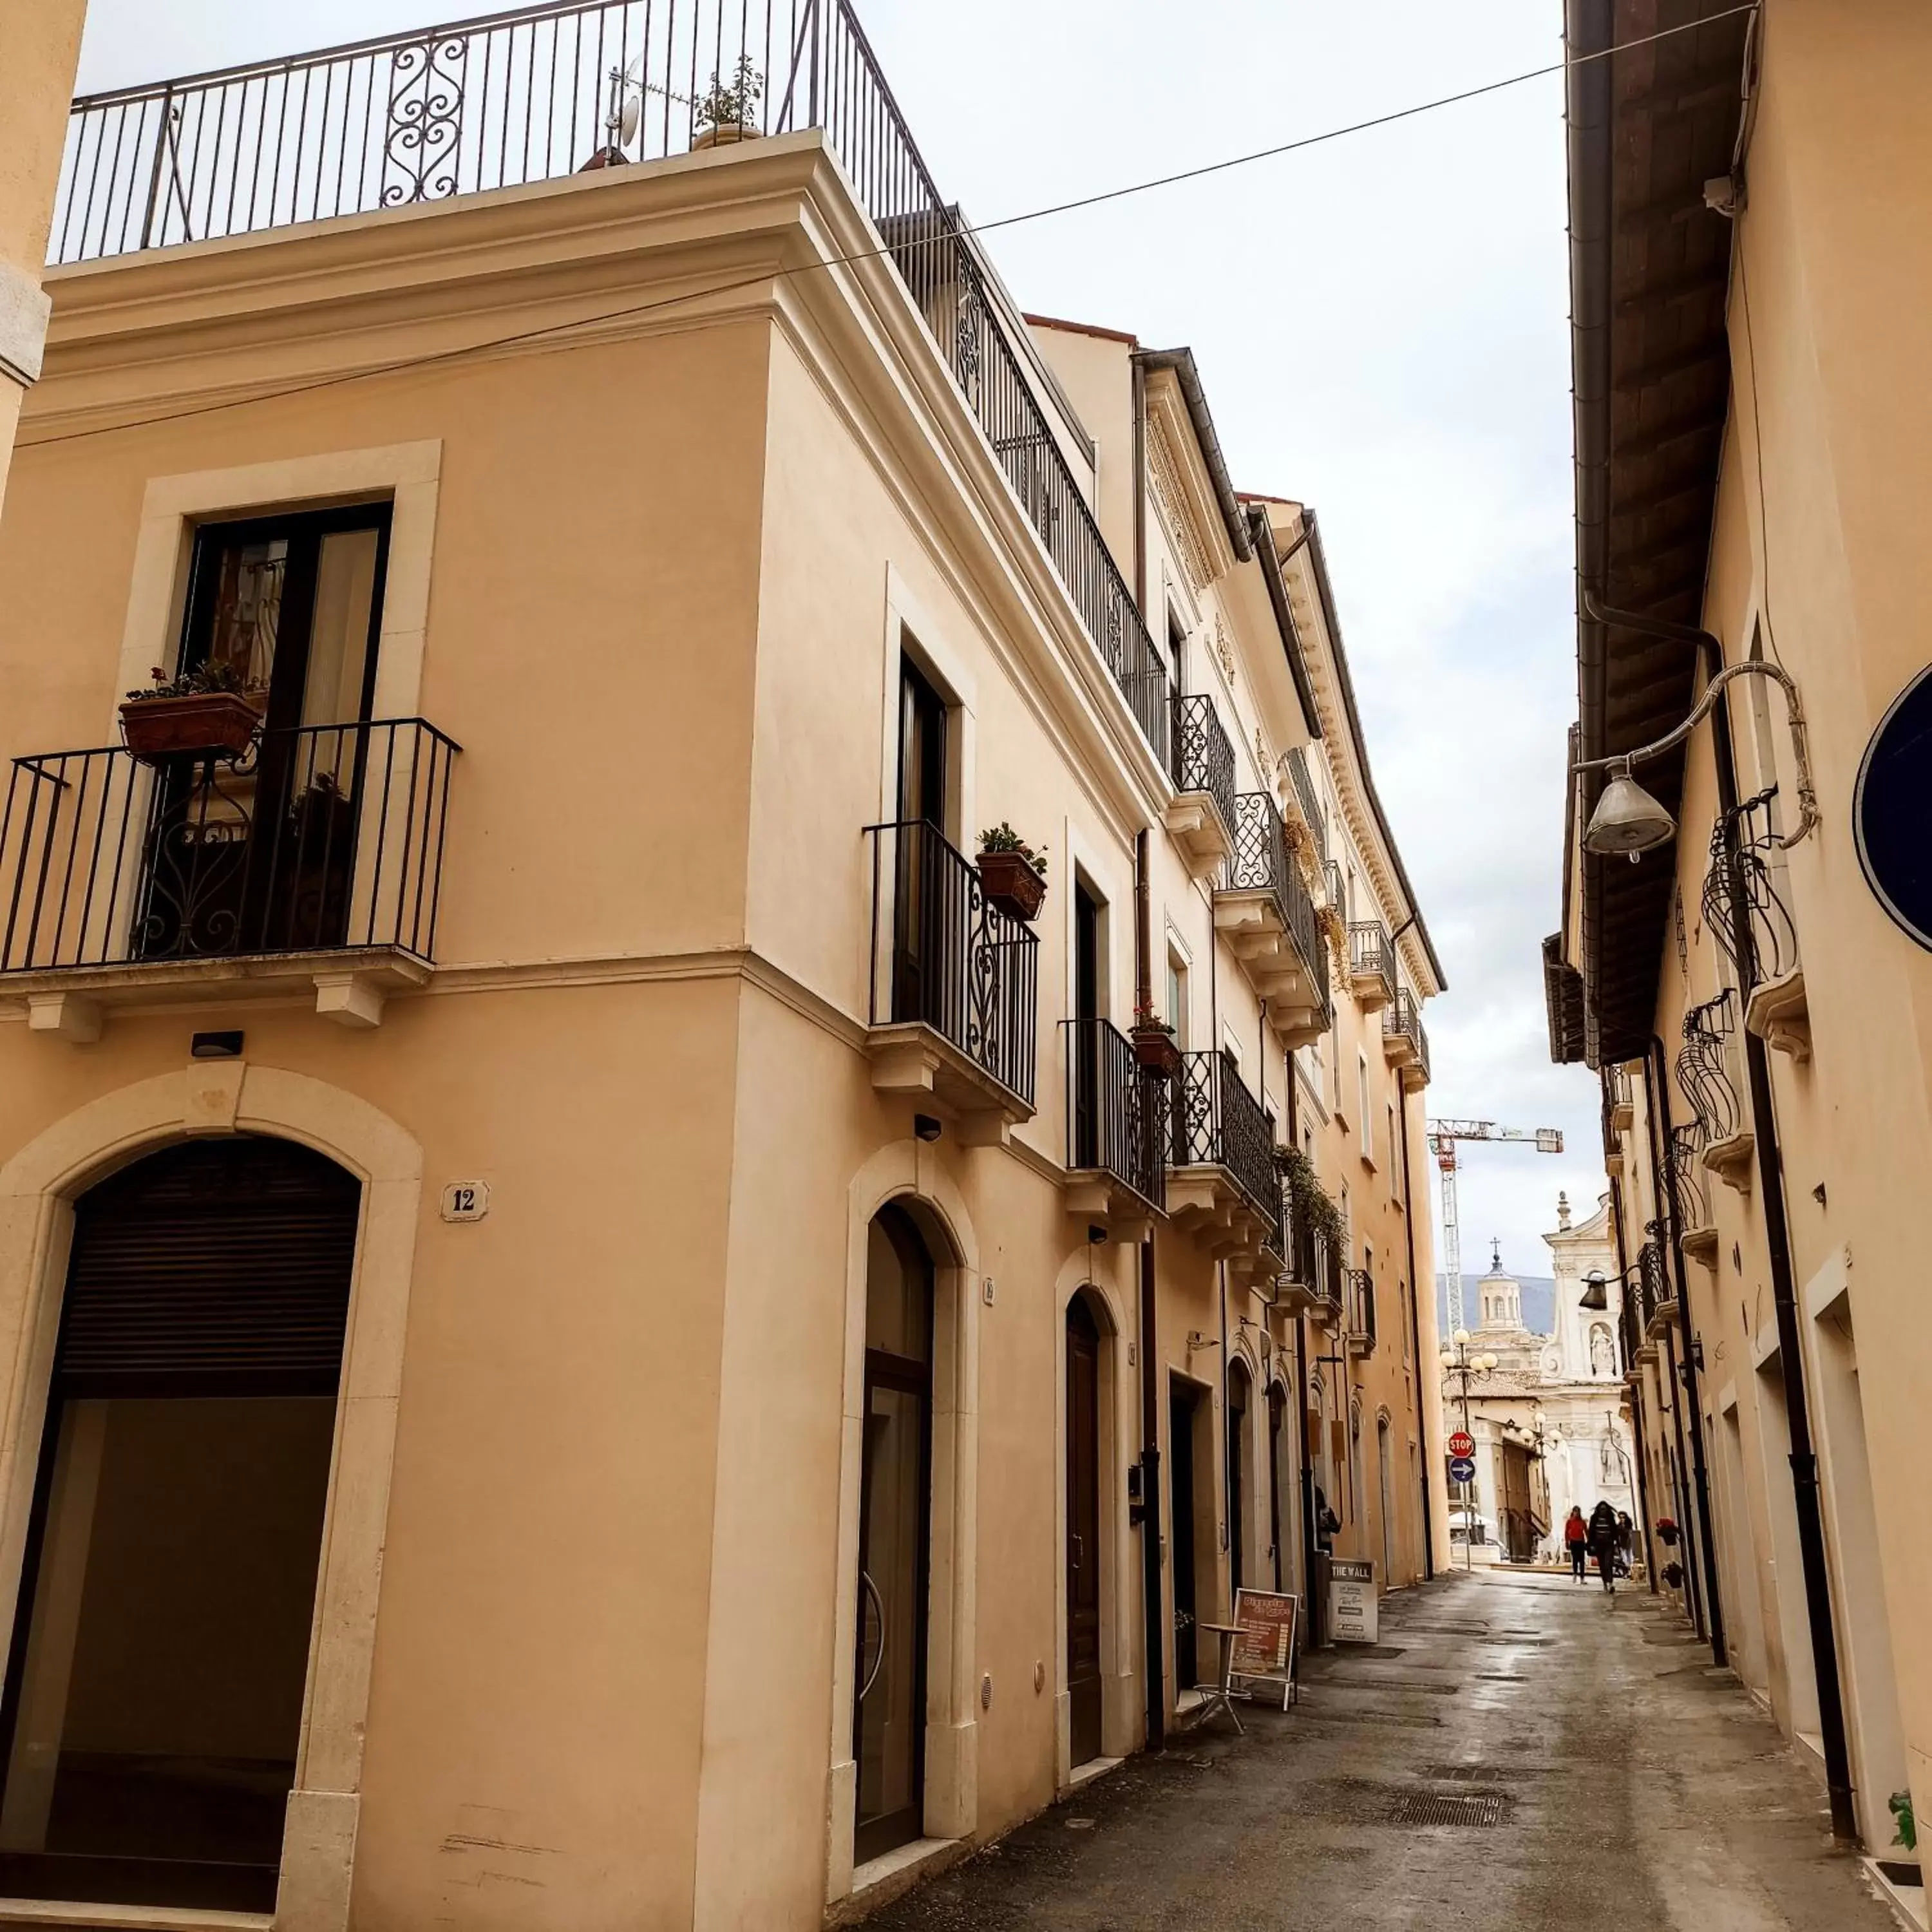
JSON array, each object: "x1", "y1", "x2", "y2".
[{"x1": 866, "y1": 1569, "x2": 1904, "y2": 1932}]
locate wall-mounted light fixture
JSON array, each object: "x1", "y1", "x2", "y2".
[
  {"x1": 913, "y1": 1114, "x2": 943, "y2": 1142},
  {"x1": 1573, "y1": 593, "x2": 1819, "y2": 860}
]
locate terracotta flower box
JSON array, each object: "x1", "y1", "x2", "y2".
[
  {"x1": 976, "y1": 850, "x2": 1046, "y2": 922},
  {"x1": 118, "y1": 690, "x2": 261, "y2": 764},
  {"x1": 1131, "y1": 1024, "x2": 1184, "y2": 1081}
]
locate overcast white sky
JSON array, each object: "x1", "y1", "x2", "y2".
[{"x1": 75, "y1": 0, "x2": 1605, "y2": 1291}]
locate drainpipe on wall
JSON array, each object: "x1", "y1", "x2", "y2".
[
  {"x1": 1605, "y1": 1164, "x2": 1660, "y2": 1593},
  {"x1": 1704, "y1": 679, "x2": 1854, "y2": 1843},
  {"x1": 1592, "y1": 598, "x2": 1852, "y2": 1839},
  {"x1": 1396, "y1": 1077, "x2": 1434, "y2": 1580},
  {"x1": 1133, "y1": 828, "x2": 1165, "y2": 1750},
  {"x1": 1640, "y1": 1052, "x2": 1710, "y2": 1643},
  {"x1": 1648, "y1": 1037, "x2": 1727, "y2": 1667},
  {"x1": 1387, "y1": 914, "x2": 1434, "y2": 1581}
]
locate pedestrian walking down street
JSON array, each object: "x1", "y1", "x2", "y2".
[
  {"x1": 1589, "y1": 1499, "x2": 1620, "y2": 1594},
  {"x1": 1564, "y1": 1505, "x2": 1589, "y2": 1582},
  {"x1": 1616, "y1": 1510, "x2": 1635, "y2": 1578}
]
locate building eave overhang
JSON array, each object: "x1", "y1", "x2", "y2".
[
  {"x1": 1134, "y1": 346, "x2": 1252, "y2": 565},
  {"x1": 1562, "y1": 0, "x2": 1749, "y2": 1066}
]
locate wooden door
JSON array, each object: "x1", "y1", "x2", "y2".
[
  {"x1": 1168, "y1": 1380, "x2": 1199, "y2": 1694},
  {"x1": 1065, "y1": 1298, "x2": 1103, "y2": 1766}
]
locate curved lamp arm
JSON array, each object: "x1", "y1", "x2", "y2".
[{"x1": 1571, "y1": 594, "x2": 1820, "y2": 848}]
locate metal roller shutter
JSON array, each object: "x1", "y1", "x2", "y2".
[{"x1": 56, "y1": 1136, "x2": 361, "y2": 1396}]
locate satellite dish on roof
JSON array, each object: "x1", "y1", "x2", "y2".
[{"x1": 618, "y1": 55, "x2": 645, "y2": 146}]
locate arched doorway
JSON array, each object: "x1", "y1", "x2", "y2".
[
  {"x1": 1063, "y1": 1294, "x2": 1103, "y2": 1769},
  {"x1": 854, "y1": 1206, "x2": 935, "y2": 1865},
  {"x1": 0, "y1": 1136, "x2": 359, "y2": 1913}
]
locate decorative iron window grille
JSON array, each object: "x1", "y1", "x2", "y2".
[
  {"x1": 1169, "y1": 1050, "x2": 1281, "y2": 1250},
  {"x1": 865, "y1": 819, "x2": 1039, "y2": 1107},
  {"x1": 1063, "y1": 1016, "x2": 1164, "y2": 1212},
  {"x1": 1224, "y1": 791, "x2": 1331, "y2": 1022},
  {"x1": 1170, "y1": 694, "x2": 1237, "y2": 844},
  {"x1": 1676, "y1": 989, "x2": 1743, "y2": 1151},
  {"x1": 1, "y1": 719, "x2": 459, "y2": 971},
  {"x1": 51, "y1": 0, "x2": 1173, "y2": 770},
  {"x1": 1703, "y1": 788, "x2": 1799, "y2": 992}
]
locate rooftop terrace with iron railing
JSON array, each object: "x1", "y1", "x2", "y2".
[{"x1": 50, "y1": 0, "x2": 1173, "y2": 770}]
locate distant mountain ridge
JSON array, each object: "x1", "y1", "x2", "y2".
[{"x1": 1436, "y1": 1274, "x2": 1557, "y2": 1339}]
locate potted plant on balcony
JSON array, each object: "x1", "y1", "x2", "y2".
[
  {"x1": 691, "y1": 55, "x2": 763, "y2": 149},
  {"x1": 1130, "y1": 1008, "x2": 1183, "y2": 1081},
  {"x1": 119, "y1": 660, "x2": 260, "y2": 764},
  {"x1": 1276, "y1": 1144, "x2": 1345, "y2": 1293},
  {"x1": 976, "y1": 823, "x2": 1048, "y2": 922},
  {"x1": 1655, "y1": 1515, "x2": 1680, "y2": 1547}
]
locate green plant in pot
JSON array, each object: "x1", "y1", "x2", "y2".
[
  {"x1": 1889, "y1": 1789, "x2": 1917, "y2": 1853},
  {"x1": 692, "y1": 55, "x2": 762, "y2": 147},
  {"x1": 119, "y1": 659, "x2": 261, "y2": 765},
  {"x1": 1276, "y1": 1144, "x2": 1344, "y2": 1282},
  {"x1": 976, "y1": 823, "x2": 1048, "y2": 922},
  {"x1": 1130, "y1": 1007, "x2": 1183, "y2": 1080}
]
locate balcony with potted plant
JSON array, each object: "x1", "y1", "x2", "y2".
[
  {"x1": 1274, "y1": 1145, "x2": 1343, "y2": 1317},
  {"x1": 1, "y1": 704, "x2": 460, "y2": 1039},
  {"x1": 863, "y1": 819, "x2": 1041, "y2": 1142}
]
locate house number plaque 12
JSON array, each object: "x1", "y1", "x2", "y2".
[{"x1": 440, "y1": 1180, "x2": 490, "y2": 1223}]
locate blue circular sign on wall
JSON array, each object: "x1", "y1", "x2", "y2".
[
  {"x1": 1448, "y1": 1455, "x2": 1477, "y2": 1485},
  {"x1": 1855, "y1": 664, "x2": 1932, "y2": 950}
]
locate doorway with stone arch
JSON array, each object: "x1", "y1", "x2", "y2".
[{"x1": 0, "y1": 1135, "x2": 359, "y2": 1913}]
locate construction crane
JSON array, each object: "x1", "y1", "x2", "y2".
[{"x1": 1426, "y1": 1119, "x2": 1565, "y2": 1335}]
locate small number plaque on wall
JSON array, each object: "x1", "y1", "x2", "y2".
[{"x1": 440, "y1": 1180, "x2": 489, "y2": 1223}]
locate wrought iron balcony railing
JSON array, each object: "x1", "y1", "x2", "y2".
[
  {"x1": 1064, "y1": 1016, "x2": 1164, "y2": 1213},
  {"x1": 1224, "y1": 791, "x2": 1331, "y2": 1021},
  {"x1": 865, "y1": 819, "x2": 1038, "y2": 1107},
  {"x1": 1676, "y1": 989, "x2": 1743, "y2": 1153},
  {"x1": 1285, "y1": 746, "x2": 1325, "y2": 861},
  {"x1": 1170, "y1": 1049, "x2": 1280, "y2": 1249},
  {"x1": 1347, "y1": 920, "x2": 1396, "y2": 1007},
  {"x1": 1383, "y1": 988, "x2": 1429, "y2": 1083},
  {"x1": 1170, "y1": 694, "x2": 1236, "y2": 842},
  {"x1": 1345, "y1": 1265, "x2": 1377, "y2": 1348},
  {"x1": 1, "y1": 719, "x2": 459, "y2": 972},
  {"x1": 1638, "y1": 1234, "x2": 1676, "y2": 1335},
  {"x1": 1704, "y1": 788, "x2": 1799, "y2": 992},
  {"x1": 52, "y1": 0, "x2": 1173, "y2": 770},
  {"x1": 1667, "y1": 1121, "x2": 1711, "y2": 1235},
  {"x1": 1618, "y1": 1283, "x2": 1644, "y2": 1379}
]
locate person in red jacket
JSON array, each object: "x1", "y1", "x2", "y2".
[{"x1": 1564, "y1": 1505, "x2": 1590, "y2": 1582}]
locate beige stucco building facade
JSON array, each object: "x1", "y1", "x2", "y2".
[
  {"x1": 1546, "y1": 0, "x2": 1931, "y2": 1863},
  {"x1": 0, "y1": 6, "x2": 1444, "y2": 1926}
]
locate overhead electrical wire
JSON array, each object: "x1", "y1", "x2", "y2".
[{"x1": 17, "y1": 3, "x2": 1759, "y2": 453}]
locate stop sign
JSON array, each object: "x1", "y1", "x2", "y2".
[{"x1": 1447, "y1": 1430, "x2": 1475, "y2": 1458}]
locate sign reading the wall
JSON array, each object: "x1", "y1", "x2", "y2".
[
  {"x1": 1327, "y1": 1558, "x2": 1378, "y2": 1644},
  {"x1": 1229, "y1": 1588, "x2": 1299, "y2": 1709},
  {"x1": 439, "y1": 1180, "x2": 490, "y2": 1223}
]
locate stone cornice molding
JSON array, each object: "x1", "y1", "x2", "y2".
[{"x1": 26, "y1": 133, "x2": 1170, "y2": 845}]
